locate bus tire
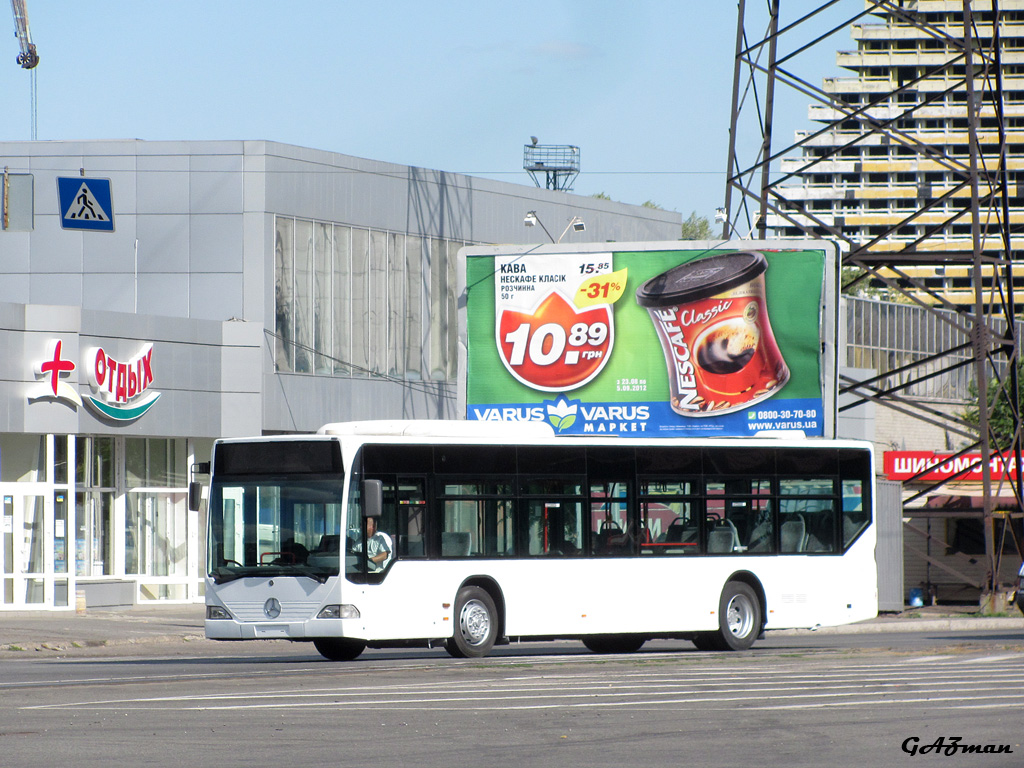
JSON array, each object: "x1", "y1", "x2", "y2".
[
  {"x1": 313, "y1": 638, "x2": 366, "y2": 661},
  {"x1": 445, "y1": 586, "x2": 498, "y2": 658},
  {"x1": 582, "y1": 634, "x2": 646, "y2": 654},
  {"x1": 694, "y1": 581, "x2": 761, "y2": 651}
]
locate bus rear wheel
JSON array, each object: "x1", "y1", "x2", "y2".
[
  {"x1": 445, "y1": 586, "x2": 498, "y2": 658},
  {"x1": 693, "y1": 581, "x2": 762, "y2": 652},
  {"x1": 582, "y1": 635, "x2": 646, "y2": 654},
  {"x1": 313, "y1": 638, "x2": 366, "y2": 661}
]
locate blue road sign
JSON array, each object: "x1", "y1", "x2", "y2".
[{"x1": 56, "y1": 177, "x2": 115, "y2": 231}]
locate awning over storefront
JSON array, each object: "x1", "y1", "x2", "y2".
[{"x1": 921, "y1": 494, "x2": 1021, "y2": 515}]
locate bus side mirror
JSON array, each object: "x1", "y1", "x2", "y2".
[
  {"x1": 362, "y1": 479, "x2": 383, "y2": 518},
  {"x1": 188, "y1": 482, "x2": 203, "y2": 512},
  {"x1": 188, "y1": 461, "x2": 210, "y2": 512}
]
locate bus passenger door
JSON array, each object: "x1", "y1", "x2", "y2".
[
  {"x1": 586, "y1": 480, "x2": 644, "y2": 631},
  {"x1": 364, "y1": 476, "x2": 442, "y2": 639},
  {"x1": 383, "y1": 477, "x2": 428, "y2": 560}
]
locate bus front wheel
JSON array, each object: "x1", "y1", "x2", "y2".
[
  {"x1": 693, "y1": 581, "x2": 761, "y2": 652},
  {"x1": 445, "y1": 586, "x2": 498, "y2": 658},
  {"x1": 313, "y1": 638, "x2": 366, "y2": 661}
]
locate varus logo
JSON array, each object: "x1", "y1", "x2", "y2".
[
  {"x1": 544, "y1": 395, "x2": 578, "y2": 433},
  {"x1": 83, "y1": 344, "x2": 160, "y2": 421},
  {"x1": 469, "y1": 405, "x2": 545, "y2": 422},
  {"x1": 541, "y1": 397, "x2": 652, "y2": 434},
  {"x1": 469, "y1": 399, "x2": 652, "y2": 436}
]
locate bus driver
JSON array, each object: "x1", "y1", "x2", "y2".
[{"x1": 364, "y1": 517, "x2": 392, "y2": 571}]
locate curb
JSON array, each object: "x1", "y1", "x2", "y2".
[
  {"x1": 0, "y1": 633, "x2": 209, "y2": 655},
  {"x1": 772, "y1": 617, "x2": 1024, "y2": 636},
  {"x1": 2, "y1": 618, "x2": 1021, "y2": 656}
]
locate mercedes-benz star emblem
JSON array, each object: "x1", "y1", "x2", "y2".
[{"x1": 264, "y1": 597, "x2": 281, "y2": 619}]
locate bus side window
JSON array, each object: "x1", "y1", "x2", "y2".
[
  {"x1": 704, "y1": 478, "x2": 772, "y2": 554},
  {"x1": 707, "y1": 519, "x2": 741, "y2": 553},
  {"x1": 443, "y1": 499, "x2": 478, "y2": 556},
  {"x1": 441, "y1": 530, "x2": 472, "y2": 556},
  {"x1": 488, "y1": 499, "x2": 516, "y2": 556},
  {"x1": 640, "y1": 501, "x2": 699, "y2": 555},
  {"x1": 526, "y1": 500, "x2": 583, "y2": 556},
  {"x1": 392, "y1": 477, "x2": 427, "y2": 559},
  {"x1": 839, "y1": 450, "x2": 871, "y2": 550},
  {"x1": 637, "y1": 478, "x2": 700, "y2": 556},
  {"x1": 746, "y1": 502, "x2": 774, "y2": 553},
  {"x1": 589, "y1": 481, "x2": 633, "y2": 556},
  {"x1": 779, "y1": 478, "x2": 838, "y2": 554},
  {"x1": 779, "y1": 512, "x2": 807, "y2": 553},
  {"x1": 803, "y1": 500, "x2": 838, "y2": 553},
  {"x1": 841, "y1": 479, "x2": 869, "y2": 549},
  {"x1": 404, "y1": 534, "x2": 425, "y2": 556},
  {"x1": 358, "y1": 476, "x2": 426, "y2": 564},
  {"x1": 441, "y1": 492, "x2": 514, "y2": 558}
]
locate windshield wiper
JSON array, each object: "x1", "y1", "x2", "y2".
[
  {"x1": 211, "y1": 567, "x2": 250, "y2": 585},
  {"x1": 210, "y1": 564, "x2": 332, "y2": 585},
  {"x1": 292, "y1": 565, "x2": 330, "y2": 584}
]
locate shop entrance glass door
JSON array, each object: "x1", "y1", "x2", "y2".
[{"x1": 1, "y1": 491, "x2": 52, "y2": 607}]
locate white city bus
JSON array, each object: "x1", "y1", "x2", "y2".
[{"x1": 199, "y1": 421, "x2": 877, "y2": 660}]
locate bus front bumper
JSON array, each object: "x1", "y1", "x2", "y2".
[{"x1": 204, "y1": 603, "x2": 363, "y2": 640}]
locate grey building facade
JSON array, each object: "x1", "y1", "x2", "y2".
[{"x1": 0, "y1": 139, "x2": 680, "y2": 610}]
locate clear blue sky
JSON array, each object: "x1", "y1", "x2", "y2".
[{"x1": 0, "y1": 1, "x2": 851, "y2": 220}]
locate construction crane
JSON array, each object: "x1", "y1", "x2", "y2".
[
  {"x1": 9, "y1": 0, "x2": 38, "y2": 140},
  {"x1": 9, "y1": 0, "x2": 37, "y2": 69}
]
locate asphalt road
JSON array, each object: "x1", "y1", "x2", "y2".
[{"x1": 2, "y1": 630, "x2": 1022, "y2": 768}]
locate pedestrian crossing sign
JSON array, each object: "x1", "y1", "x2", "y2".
[{"x1": 56, "y1": 177, "x2": 115, "y2": 231}]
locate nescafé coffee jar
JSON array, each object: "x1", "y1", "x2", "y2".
[{"x1": 635, "y1": 251, "x2": 789, "y2": 417}]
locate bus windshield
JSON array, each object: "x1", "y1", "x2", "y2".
[{"x1": 207, "y1": 477, "x2": 345, "y2": 584}]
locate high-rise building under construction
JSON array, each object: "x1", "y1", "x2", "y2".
[{"x1": 769, "y1": 0, "x2": 1024, "y2": 306}]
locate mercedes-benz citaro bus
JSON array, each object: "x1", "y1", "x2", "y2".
[{"x1": 197, "y1": 420, "x2": 877, "y2": 660}]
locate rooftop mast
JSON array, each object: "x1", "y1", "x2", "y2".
[
  {"x1": 10, "y1": 0, "x2": 38, "y2": 69},
  {"x1": 9, "y1": 0, "x2": 38, "y2": 140}
]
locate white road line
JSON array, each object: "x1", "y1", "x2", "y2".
[
  {"x1": 943, "y1": 700, "x2": 1024, "y2": 710},
  {"x1": 7, "y1": 652, "x2": 1017, "y2": 691},
  {"x1": 181, "y1": 689, "x2": 1024, "y2": 712},
  {"x1": 15, "y1": 652, "x2": 1024, "y2": 713},
  {"x1": 749, "y1": 692, "x2": 1024, "y2": 711},
  {"x1": 26, "y1": 677, "x2": 1024, "y2": 712}
]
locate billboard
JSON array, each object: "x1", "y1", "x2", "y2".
[{"x1": 459, "y1": 241, "x2": 839, "y2": 438}]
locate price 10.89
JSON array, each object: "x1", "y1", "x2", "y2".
[{"x1": 504, "y1": 321, "x2": 609, "y2": 366}]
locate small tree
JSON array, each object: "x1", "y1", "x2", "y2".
[
  {"x1": 680, "y1": 211, "x2": 714, "y2": 240},
  {"x1": 962, "y1": 359, "x2": 1024, "y2": 445},
  {"x1": 841, "y1": 266, "x2": 914, "y2": 301}
]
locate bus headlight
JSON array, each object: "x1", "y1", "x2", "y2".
[
  {"x1": 206, "y1": 605, "x2": 232, "y2": 620},
  {"x1": 317, "y1": 604, "x2": 360, "y2": 619}
]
